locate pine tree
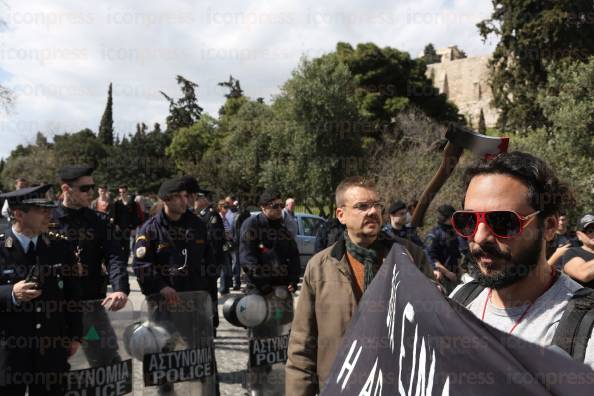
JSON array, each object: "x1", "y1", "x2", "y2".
[
  {"x1": 478, "y1": 108, "x2": 486, "y2": 134},
  {"x1": 160, "y1": 76, "x2": 203, "y2": 133},
  {"x1": 98, "y1": 83, "x2": 114, "y2": 145}
]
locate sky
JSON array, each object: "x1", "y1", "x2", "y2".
[{"x1": 0, "y1": 0, "x2": 497, "y2": 159}]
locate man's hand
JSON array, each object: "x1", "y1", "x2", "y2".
[
  {"x1": 67, "y1": 340, "x2": 81, "y2": 357},
  {"x1": 101, "y1": 291, "x2": 128, "y2": 311},
  {"x1": 160, "y1": 286, "x2": 180, "y2": 305},
  {"x1": 288, "y1": 284, "x2": 296, "y2": 293},
  {"x1": 13, "y1": 280, "x2": 42, "y2": 303}
]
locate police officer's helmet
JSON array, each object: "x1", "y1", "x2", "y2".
[{"x1": 123, "y1": 321, "x2": 173, "y2": 360}]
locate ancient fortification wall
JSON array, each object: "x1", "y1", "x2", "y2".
[{"x1": 425, "y1": 48, "x2": 499, "y2": 128}]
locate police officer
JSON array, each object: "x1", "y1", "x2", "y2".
[
  {"x1": 181, "y1": 176, "x2": 223, "y2": 332},
  {"x1": 424, "y1": 204, "x2": 462, "y2": 294},
  {"x1": 239, "y1": 189, "x2": 300, "y2": 295},
  {"x1": 51, "y1": 165, "x2": 129, "y2": 366},
  {"x1": 382, "y1": 200, "x2": 424, "y2": 247},
  {"x1": 0, "y1": 185, "x2": 82, "y2": 396},
  {"x1": 133, "y1": 178, "x2": 218, "y2": 394}
]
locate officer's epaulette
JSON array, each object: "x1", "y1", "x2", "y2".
[{"x1": 48, "y1": 231, "x2": 69, "y2": 241}]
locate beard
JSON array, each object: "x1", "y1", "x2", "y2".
[{"x1": 467, "y1": 227, "x2": 544, "y2": 289}]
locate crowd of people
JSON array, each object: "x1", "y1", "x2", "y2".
[{"x1": 0, "y1": 149, "x2": 593, "y2": 394}]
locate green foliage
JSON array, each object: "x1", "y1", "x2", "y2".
[
  {"x1": 98, "y1": 83, "x2": 114, "y2": 145},
  {"x1": 336, "y1": 42, "x2": 462, "y2": 139},
  {"x1": 53, "y1": 128, "x2": 106, "y2": 169},
  {"x1": 95, "y1": 123, "x2": 175, "y2": 193},
  {"x1": 421, "y1": 43, "x2": 441, "y2": 64},
  {"x1": 478, "y1": 109, "x2": 486, "y2": 134},
  {"x1": 160, "y1": 75, "x2": 203, "y2": 133},
  {"x1": 477, "y1": 0, "x2": 594, "y2": 132},
  {"x1": 1, "y1": 145, "x2": 57, "y2": 187},
  {"x1": 166, "y1": 114, "x2": 217, "y2": 171},
  {"x1": 265, "y1": 54, "x2": 365, "y2": 215}
]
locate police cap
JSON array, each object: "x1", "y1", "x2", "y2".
[
  {"x1": 158, "y1": 178, "x2": 186, "y2": 200},
  {"x1": 0, "y1": 184, "x2": 57, "y2": 209},
  {"x1": 388, "y1": 200, "x2": 406, "y2": 214},
  {"x1": 259, "y1": 189, "x2": 281, "y2": 206},
  {"x1": 179, "y1": 175, "x2": 210, "y2": 195},
  {"x1": 57, "y1": 165, "x2": 94, "y2": 182}
]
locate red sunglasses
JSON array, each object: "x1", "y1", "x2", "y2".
[{"x1": 451, "y1": 210, "x2": 541, "y2": 239}]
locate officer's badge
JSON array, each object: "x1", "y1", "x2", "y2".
[
  {"x1": 136, "y1": 235, "x2": 147, "y2": 243},
  {"x1": 135, "y1": 246, "x2": 146, "y2": 258},
  {"x1": 5, "y1": 237, "x2": 13, "y2": 248},
  {"x1": 210, "y1": 216, "x2": 217, "y2": 224}
]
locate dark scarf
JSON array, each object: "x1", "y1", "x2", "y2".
[{"x1": 344, "y1": 231, "x2": 385, "y2": 290}]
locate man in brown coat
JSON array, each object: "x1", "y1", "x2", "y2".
[{"x1": 285, "y1": 177, "x2": 434, "y2": 395}]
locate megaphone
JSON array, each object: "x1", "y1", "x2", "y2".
[
  {"x1": 123, "y1": 321, "x2": 173, "y2": 360},
  {"x1": 224, "y1": 286, "x2": 294, "y2": 328}
]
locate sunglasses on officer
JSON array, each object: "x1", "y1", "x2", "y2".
[
  {"x1": 71, "y1": 184, "x2": 95, "y2": 193},
  {"x1": 266, "y1": 202, "x2": 285, "y2": 210},
  {"x1": 451, "y1": 210, "x2": 541, "y2": 239}
]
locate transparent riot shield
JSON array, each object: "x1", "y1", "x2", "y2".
[
  {"x1": 136, "y1": 291, "x2": 216, "y2": 396},
  {"x1": 65, "y1": 299, "x2": 138, "y2": 396},
  {"x1": 246, "y1": 288, "x2": 294, "y2": 396}
]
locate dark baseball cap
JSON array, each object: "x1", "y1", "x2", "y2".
[
  {"x1": 259, "y1": 189, "x2": 281, "y2": 206},
  {"x1": 388, "y1": 200, "x2": 406, "y2": 214},
  {"x1": 179, "y1": 175, "x2": 210, "y2": 195}
]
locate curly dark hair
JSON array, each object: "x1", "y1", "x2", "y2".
[{"x1": 463, "y1": 151, "x2": 575, "y2": 219}]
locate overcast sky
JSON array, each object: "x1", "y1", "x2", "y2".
[{"x1": 0, "y1": 0, "x2": 496, "y2": 159}]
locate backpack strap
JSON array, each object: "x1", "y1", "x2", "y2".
[
  {"x1": 552, "y1": 287, "x2": 594, "y2": 362},
  {"x1": 449, "y1": 280, "x2": 486, "y2": 306}
]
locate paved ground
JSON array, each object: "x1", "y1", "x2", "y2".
[{"x1": 126, "y1": 273, "x2": 298, "y2": 396}]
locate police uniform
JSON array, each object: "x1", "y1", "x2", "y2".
[
  {"x1": 52, "y1": 165, "x2": 129, "y2": 367},
  {"x1": 132, "y1": 178, "x2": 218, "y2": 394},
  {"x1": 133, "y1": 207, "x2": 215, "y2": 295},
  {"x1": 239, "y1": 209, "x2": 300, "y2": 294},
  {"x1": 0, "y1": 185, "x2": 82, "y2": 396}
]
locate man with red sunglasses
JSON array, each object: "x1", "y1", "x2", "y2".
[{"x1": 450, "y1": 151, "x2": 594, "y2": 367}]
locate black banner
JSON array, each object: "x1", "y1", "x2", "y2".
[
  {"x1": 322, "y1": 244, "x2": 594, "y2": 395},
  {"x1": 64, "y1": 360, "x2": 132, "y2": 396},
  {"x1": 142, "y1": 346, "x2": 214, "y2": 386},
  {"x1": 249, "y1": 334, "x2": 290, "y2": 367}
]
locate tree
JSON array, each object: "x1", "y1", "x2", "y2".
[
  {"x1": 478, "y1": 108, "x2": 487, "y2": 134},
  {"x1": 160, "y1": 76, "x2": 203, "y2": 133},
  {"x1": 166, "y1": 114, "x2": 217, "y2": 172},
  {"x1": 265, "y1": 54, "x2": 366, "y2": 215},
  {"x1": 421, "y1": 43, "x2": 441, "y2": 64},
  {"x1": 477, "y1": 0, "x2": 594, "y2": 132},
  {"x1": 335, "y1": 42, "x2": 462, "y2": 142},
  {"x1": 53, "y1": 128, "x2": 106, "y2": 169},
  {"x1": 218, "y1": 75, "x2": 244, "y2": 99},
  {"x1": 98, "y1": 83, "x2": 114, "y2": 145}
]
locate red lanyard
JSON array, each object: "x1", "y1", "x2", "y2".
[{"x1": 481, "y1": 267, "x2": 557, "y2": 334}]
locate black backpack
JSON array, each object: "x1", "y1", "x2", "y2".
[{"x1": 451, "y1": 281, "x2": 594, "y2": 362}]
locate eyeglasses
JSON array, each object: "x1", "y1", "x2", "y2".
[
  {"x1": 344, "y1": 202, "x2": 385, "y2": 213},
  {"x1": 267, "y1": 202, "x2": 285, "y2": 210},
  {"x1": 72, "y1": 184, "x2": 95, "y2": 193},
  {"x1": 452, "y1": 210, "x2": 541, "y2": 239}
]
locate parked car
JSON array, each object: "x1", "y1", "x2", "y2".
[{"x1": 250, "y1": 211, "x2": 326, "y2": 271}]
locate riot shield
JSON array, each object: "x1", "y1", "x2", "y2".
[
  {"x1": 246, "y1": 288, "x2": 294, "y2": 396},
  {"x1": 65, "y1": 299, "x2": 138, "y2": 396},
  {"x1": 137, "y1": 290, "x2": 216, "y2": 396}
]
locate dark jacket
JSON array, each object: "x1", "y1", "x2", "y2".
[
  {"x1": 0, "y1": 229, "x2": 82, "y2": 384},
  {"x1": 198, "y1": 206, "x2": 225, "y2": 270},
  {"x1": 132, "y1": 209, "x2": 216, "y2": 297},
  {"x1": 382, "y1": 223, "x2": 424, "y2": 247},
  {"x1": 239, "y1": 213, "x2": 300, "y2": 293},
  {"x1": 113, "y1": 195, "x2": 140, "y2": 231},
  {"x1": 314, "y1": 218, "x2": 345, "y2": 254},
  {"x1": 424, "y1": 223, "x2": 462, "y2": 271},
  {"x1": 51, "y1": 203, "x2": 129, "y2": 300}
]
